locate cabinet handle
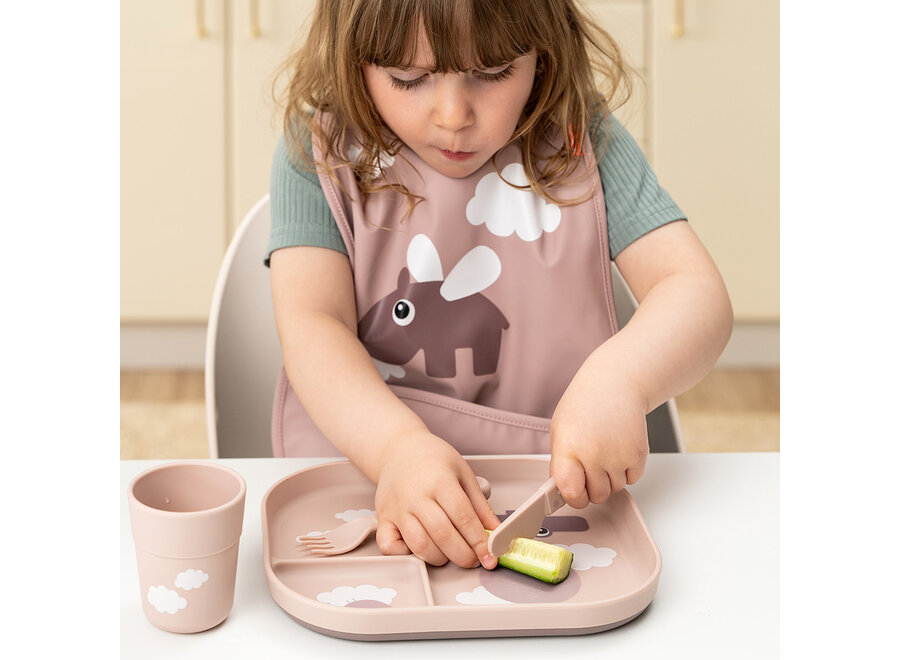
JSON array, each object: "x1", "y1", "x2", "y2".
[
  {"x1": 249, "y1": 0, "x2": 261, "y2": 37},
  {"x1": 670, "y1": 0, "x2": 685, "y2": 38},
  {"x1": 195, "y1": 0, "x2": 207, "y2": 38}
]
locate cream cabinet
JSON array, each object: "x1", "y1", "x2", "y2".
[
  {"x1": 649, "y1": 0, "x2": 779, "y2": 321},
  {"x1": 229, "y1": 0, "x2": 316, "y2": 238},
  {"x1": 121, "y1": 0, "x2": 226, "y2": 321},
  {"x1": 121, "y1": 0, "x2": 313, "y2": 322},
  {"x1": 584, "y1": 0, "x2": 650, "y2": 152},
  {"x1": 586, "y1": 0, "x2": 779, "y2": 322}
]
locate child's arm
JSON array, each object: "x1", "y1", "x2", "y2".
[
  {"x1": 270, "y1": 246, "x2": 500, "y2": 569},
  {"x1": 550, "y1": 220, "x2": 733, "y2": 506}
]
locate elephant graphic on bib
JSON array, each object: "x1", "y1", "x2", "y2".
[{"x1": 358, "y1": 234, "x2": 509, "y2": 379}]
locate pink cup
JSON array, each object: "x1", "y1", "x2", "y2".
[{"x1": 128, "y1": 462, "x2": 246, "y2": 633}]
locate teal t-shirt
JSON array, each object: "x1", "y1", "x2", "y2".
[{"x1": 266, "y1": 113, "x2": 684, "y2": 265}]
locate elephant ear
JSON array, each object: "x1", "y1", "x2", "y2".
[
  {"x1": 440, "y1": 246, "x2": 501, "y2": 301},
  {"x1": 396, "y1": 267, "x2": 411, "y2": 288},
  {"x1": 407, "y1": 234, "x2": 443, "y2": 282}
]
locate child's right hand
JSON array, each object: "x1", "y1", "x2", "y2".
[{"x1": 373, "y1": 430, "x2": 500, "y2": 570}]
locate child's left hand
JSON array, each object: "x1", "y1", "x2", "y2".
[{"x1": 549, "y1": 372, "x2": 649, "y2": 508}]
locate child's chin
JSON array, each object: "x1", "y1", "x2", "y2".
[{"x1": 430, "y1": 157, "x2": 486, "y2": 179}]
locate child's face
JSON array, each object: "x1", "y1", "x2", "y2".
[{"x1": 363, "y1": 39, "x2": 537, "y2": 179}]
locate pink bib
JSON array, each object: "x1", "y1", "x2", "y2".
[{"x1": 272, "y1": 117, "x2": 618, "y2": 456}]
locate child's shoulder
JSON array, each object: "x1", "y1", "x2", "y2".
[{"x1": 589, "y1": 109, "x2": 627, "y2": 141}]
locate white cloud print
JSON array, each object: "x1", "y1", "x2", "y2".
[
  {"x1": 174, "y1": 569, "x2": 209, "y2": 591},
  {"x1": 334, "y1": 508, "x2": 375, "y2": 522},
  {"x1": 317, "y1": 585, "x2": 397, "y2": 607},
  {"x1": 556, "y1": 543, "x2": 617, "y2": 571},
  {"x1": 147, "y1": 585, "x2": 187, "y2": 614},
  {"x1": 466, "y1": 163, "x2": 561, "y2": 241},
  {"x1": 455, "y1": 586, "x2": 512, "y2": 605},
  {"x1": 347, "y1": 144, "x2": 395, "y2": 179}
]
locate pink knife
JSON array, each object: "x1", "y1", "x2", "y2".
[{"x1": 487, "y1": 477, "x2": 567, "y2": 557}]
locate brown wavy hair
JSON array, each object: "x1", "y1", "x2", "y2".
[{"x1": 275, "y1": 0, "x2": 634, "y2": 207}]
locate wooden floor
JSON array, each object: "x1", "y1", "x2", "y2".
[{"x1": 120, "y1": 368, "x2": 779, "y2": 459}]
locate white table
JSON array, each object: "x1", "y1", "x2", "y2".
[{"x1": 121, "y1": 453, "x2": 778, "y2": 658}]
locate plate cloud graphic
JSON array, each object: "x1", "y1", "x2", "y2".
[
  {"x1": 556, "y1": 543, "x2": 617, "y2": 571},
  {"x1": 147, "y1": 585, "x2": 187, "y2": 614},
  {"x1": 466, "y1": 163, "x2": 561, "y2": 241},
  {"x1": 317, "y1": 585, "x2": 397, "y2": 607},
  {"x1": 298, "y1": 531, "x2": 324, "y2": 541},
  {"x1": 335, "y1": 508, "x2": 376, "y2": 522},
  {"x1": 174, "y1": 569, "x2": 209, "y2": 591},
  {"x1": 455, "y1": 586, "x2": 512, "y2": 605}
]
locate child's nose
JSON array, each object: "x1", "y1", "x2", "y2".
[{"x1": 432, "y1": 76, "x2": 474, "y2": 132}]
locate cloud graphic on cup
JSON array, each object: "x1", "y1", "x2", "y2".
[
  {"x1": 335, "y1": 508, "x2": 375, "y2": 522},
  {"x1": 555, "y1": 543, "x2": 617, "y2": 571},
  {"x1": 466, "y1": 163, "x2": 562, "y2": 241},
  {"x1": 317, "y1": 585, "x2": 397, "y2": 607},
  {"x1": 455, "y1": 586, "x2": 512, "y2": 605},
  {"x1": 174, "y1": 569, "x2": 209, "y2": 591},
  {"x1": 147, "y1": 585, "x2": 187, "y2": 614}
]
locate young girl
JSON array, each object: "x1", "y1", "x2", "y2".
[{"x1": 267, "y1": 0, "x2": 732, "y2": 572}]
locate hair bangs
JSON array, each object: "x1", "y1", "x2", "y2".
[
  {"x1": 351, "y1": 0, "x2": 420, "y2": 70},
  {"x1": 353, "y1": 0, "x2": 535, "y2": 72}
]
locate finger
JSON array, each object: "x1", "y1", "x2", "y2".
[
  {"x1": 421, "y1": 499, "x2": 481, "y2": 569},
  {"x1": 461, "y1": 473, "x2": 501, "y2": 529},
  {"x1": 607, "y1": 469, "x2": 628, "y2": 494},
  {"x1": 551, "y1": 455, "x2": 589, "y2": 509},
  {"x1": 584, "y1": 469, "x2": 612, "y2": 504},
  {"x1": 625, "y1": 463, "x2": 645, "y2": 484},
  {"x1": 398, "y1": 513, "x2": 449, "y2": 566},
  {"x1": 625, "y1": 444, "x2": 648, "y2": 485},
  {"x1": 375, "y1": 520, "x2": 410, "y2": 556},
  {"x1": 439, "y1": 487, "x2": 496, "y2": 569}
]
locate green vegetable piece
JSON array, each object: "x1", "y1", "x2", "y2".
[{"x1": 497, "y1": 537, "x2": 574, "y2": 584}]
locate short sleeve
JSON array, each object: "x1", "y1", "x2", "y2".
[
  {"x1": 266, "y1": 134, "x2": 348, "y2": 267},
  {"x1": 592, "y1": 113, "x2": 686, "y2": 259}
]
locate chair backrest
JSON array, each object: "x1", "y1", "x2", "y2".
[
  {"x1": 206, "y1": 195, "x2": 281, "y2": 457},
  {"x1": 206, "y1": 195, "x2": 683, "y2": 456}
]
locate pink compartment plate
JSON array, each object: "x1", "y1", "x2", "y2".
[{"x1": 261, "y1": 456, "x2": 661, "y2": 640}]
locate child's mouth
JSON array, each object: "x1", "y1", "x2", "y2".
[{"x1": 440, "y1": 149, "x2": 475, "y2": 162}]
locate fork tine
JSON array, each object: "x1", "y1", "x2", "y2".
[
  {"x1": 292, "y1": 513, "x2": 380, "y2": 556},
  {"x1": 310, "y1": 546, "x2": 347, "y2": 556},
  {"x1": 297, "y1": 535, "x2": 334, "y2": 547},
  {"x1": 301, "y1": 542, "x2": 334, "y2": 550}
]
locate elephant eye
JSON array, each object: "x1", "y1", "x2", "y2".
[
  {"x1": 392, "y1": 299, "x2": 415, "y2": 326},
  {"x1": 537, "y1": 527, "x2": 550, "y2": 538}
]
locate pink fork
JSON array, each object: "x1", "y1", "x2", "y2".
[
  {"x1": 296, "y1": 476, "x2": 492, "y2": 556},
  {"x1": 297, "y1": 513, "x2": 379, "y2": 556}
]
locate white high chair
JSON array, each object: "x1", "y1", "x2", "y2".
[
  {"x1": 205, "y1": 195, "x2": 282, "y2": 457},
  {"x1": 205, "y1": 195, "x2": 684, "y2": 457}
]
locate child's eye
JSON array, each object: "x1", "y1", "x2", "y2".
[
  {"x1": 385, "y1": 64, "x2": 514, "y2": 90},
  {"x1": 472, "y1": 64, "x2": 515, "y2": 83},
  {"x1": 388, "y1": 74, "x2": 427, "y2": 91}
]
